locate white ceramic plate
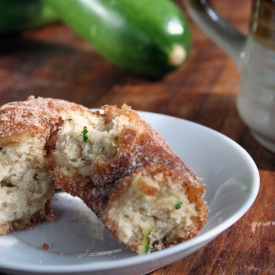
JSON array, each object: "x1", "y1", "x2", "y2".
[{"x1": 0, "y1": 111, "x2": 259, "y2": 275}]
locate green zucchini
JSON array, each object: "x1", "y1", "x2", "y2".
[
  {"x1": 43, "y1": 0, "x2": 191, "y2": 78},
  {"x1": 0, "y1": 0, "x2": 59, "y2": 34}
]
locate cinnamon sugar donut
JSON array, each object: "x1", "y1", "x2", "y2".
[{"x1": 0, "y1": 97, "x2": 208, "y2": 255}]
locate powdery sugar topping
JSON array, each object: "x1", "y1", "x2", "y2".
[{"x1": 0, "y1": 96, "x2": 80, "y2": 138}]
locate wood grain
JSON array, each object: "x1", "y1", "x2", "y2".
[{"x1": 0, "y1": 0, "x2": 274, "y2": 274}]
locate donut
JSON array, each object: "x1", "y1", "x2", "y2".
[{"x1": 0, "y1": 97, "x2": 208, "y2": 255}]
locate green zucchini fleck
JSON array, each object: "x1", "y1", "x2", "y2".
[
  {"x1": 142, "y1": 227, "x2": 153, "y2": 254},
  {"x1": 175, "y1": 201, "x2": 182, "y2": 210},
  {"x1": 34, "y1": 174, "x2": 39, "y2": 183},
  {"x1": 144, "y1": 238, "x2": 151, "y2": 254},
  {"x1": 81, "y1": 126, "x2": 89, "y2": 143},
  {"x1": 0, "y1": 147, "x2": 3, "y2": 151}
]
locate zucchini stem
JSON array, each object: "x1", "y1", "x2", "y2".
[{"x1": 169, "y1": 45, "x2": 187, "y2": 67}]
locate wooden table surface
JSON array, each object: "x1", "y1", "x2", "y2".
[{"x1": 0, "y1": 0, "x2": 274, "y2": 274}]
